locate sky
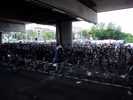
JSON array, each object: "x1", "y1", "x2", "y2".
[
  {"x1": 98, "y1": 8, "x2": 133, "y2": 34},
  {"x1": 73, "y1": 8, "x2": 133, "y2": 34},
  {"x1": 26, "y1": 24, "x2": 56, "y2": 31},
  {"x1": 26, "y1": 8, "x2": 133, "y2": 34}
]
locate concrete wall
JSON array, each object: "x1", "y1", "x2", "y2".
[{"x1": 0, "y1": 21, "x2": 25, "y2": 32}]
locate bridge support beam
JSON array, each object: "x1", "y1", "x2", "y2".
[
  {"x1": 35, "y1": 0, "x2": 97, "y2": 23},
  {"x1": 56, "y1": 21, "x2": 72, "y2": 47}
]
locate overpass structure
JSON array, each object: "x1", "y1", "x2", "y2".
[{"x1": 0, "y1": 0, "x2": 133, "y2": 46}]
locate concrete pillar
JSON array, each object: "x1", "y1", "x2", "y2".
[
  {"x1": 0, "y1": 32, "x2": 2, "y2": 44},
  {"x1": 56, "y1": 21, "x2": 72, "y2": 47}
]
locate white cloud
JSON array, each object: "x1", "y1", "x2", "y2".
[
  {"x1": 72, "y1": 21, "x2": 94, "y2": 30},
  {"x1": 98, "y1": 8, "x2": 133, "y2": 34},
  {"x1": 26, "y1": 23, "x2": 56, "y2": 31}
]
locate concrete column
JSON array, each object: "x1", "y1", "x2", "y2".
[
  {"x1": 56, "y1": 21, "x2": 72, "y2": 47},
  {"x1": 0, "y1": 32, "x2": 2, "y2": 44}
]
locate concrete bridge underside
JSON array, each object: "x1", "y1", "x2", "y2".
[{"x1": 0, "y1": 0, "x2": 133, "y2": 46}]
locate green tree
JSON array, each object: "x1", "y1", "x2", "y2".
[
  {"x1": 89, "y1": 23, "x2": 125, "y2": 40},
  {"x1": 81, "y1": 30, "x2": 90, "y2": 39},
  {"x1": 42, "y1": 32, "x2": 55, "y2": 40},
  {"x1": 79, "y1": 23, "x2": 133, "y2": 43},
  {"x1": 123, "y1": 33, "x2": 133, "y2": 43}
]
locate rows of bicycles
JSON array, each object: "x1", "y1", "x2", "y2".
[{"x1": 0, "y1": 43, "x2": 133, "y2": 86}]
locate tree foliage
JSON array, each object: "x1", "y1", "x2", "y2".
[
  {"x1": 42, "y1": 32, "x2": 55, "y2": 40},
  {"x1": 80, "y1": 23, "x2": 133, "y2": 43}
]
